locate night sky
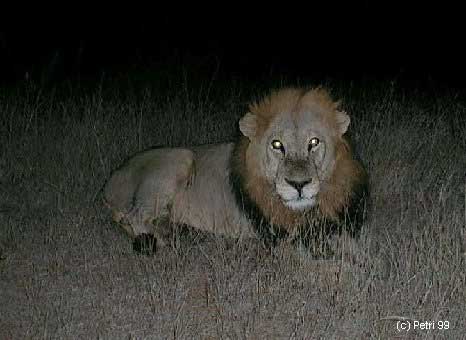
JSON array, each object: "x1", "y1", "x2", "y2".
[{"x1": 1, "y1": 4, "x2": 464, "y2": 89}]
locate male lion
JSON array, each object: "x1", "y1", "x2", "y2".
[{"x1": 104, "y1": 87, "x2": 368, "y2": 254}]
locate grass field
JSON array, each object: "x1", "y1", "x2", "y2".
[{"x1": 1, "y1": 75, "x2": 465, "y2": 339}]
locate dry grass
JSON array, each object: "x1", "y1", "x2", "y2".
[{"x1": 1, "y1": 78, "x2": 465, "y2": 339}]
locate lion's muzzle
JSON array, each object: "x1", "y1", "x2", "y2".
[
  {"x1": 276, "y1": 177, "x2": 319, "y2": 211},
  {"x1": 284, "y1": 178, "x2": 312, "y2": 197}
]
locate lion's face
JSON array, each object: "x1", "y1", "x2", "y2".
[{"x1": 239, "y1": 88, "x2": 349, "y2": 211}]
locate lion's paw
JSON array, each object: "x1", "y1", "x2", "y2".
[{"x1": 133, "y1": 233, "x2": 158, "y2": 255}]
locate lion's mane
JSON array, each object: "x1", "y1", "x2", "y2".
[{"x1": 229, "y1": 88, "x2": 369, "y2": 245}]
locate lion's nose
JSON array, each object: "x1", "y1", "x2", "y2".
[{"x1": 285, "y1": 179, "x2": 311, "y2": 196}]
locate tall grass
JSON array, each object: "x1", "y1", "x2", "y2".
[{"x1": 0, "y1": 75, "x2": 465, "y2": 339}]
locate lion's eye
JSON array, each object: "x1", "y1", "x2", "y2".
[
  {"x1": 308, "y1": 137, "x2": 320, "y2": 151},
  {"x1": 271, "y1": 139, "x2": 285, "y2": 153}
]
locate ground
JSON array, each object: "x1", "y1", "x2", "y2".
[{"x1": 0, "y1": 78, "x2": 465, "y2": 339}]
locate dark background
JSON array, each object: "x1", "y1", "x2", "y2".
[{"x1": 1, "y1": 3, "x2": 464, "y2": 90}]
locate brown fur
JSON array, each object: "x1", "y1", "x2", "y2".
[
  {"x1": 248, "y1": 87, "x2": 342, "y2": 138},
  {"x1": 234, "y1": 87, "x2": 367, "y2": 233}
]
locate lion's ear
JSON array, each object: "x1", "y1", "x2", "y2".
[
  {"x1": 239, "y1": 112, "x2": 257, "y2": 138},
  {"x1": 335, "y1": 111, "x2": 350, "y2": 135}
]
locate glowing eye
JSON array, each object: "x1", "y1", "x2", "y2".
[
  {"x1": 309, "y1": 137, "x2": 320, "y2": 150},
  {"x1": 271, "y1": 139, "x2": 285, "y2": 152}
]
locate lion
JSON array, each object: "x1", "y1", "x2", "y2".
[{"x1": 104, "y1": 87, "x2": 369, "y2": 255}]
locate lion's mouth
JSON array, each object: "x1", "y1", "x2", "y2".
[{"x1": 283, "y1": 196, "x2": 316, "y2": 210}]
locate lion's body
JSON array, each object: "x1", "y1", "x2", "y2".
[
  {"x1": 104, "y1": 144, "x2": 254, "y2": 241},
  {"x1": 170, "y1": 144, "x2": 254, "y2": 237},
  {"x1": 104, "y1": 87, "x2": 368, "y2": 252}
]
